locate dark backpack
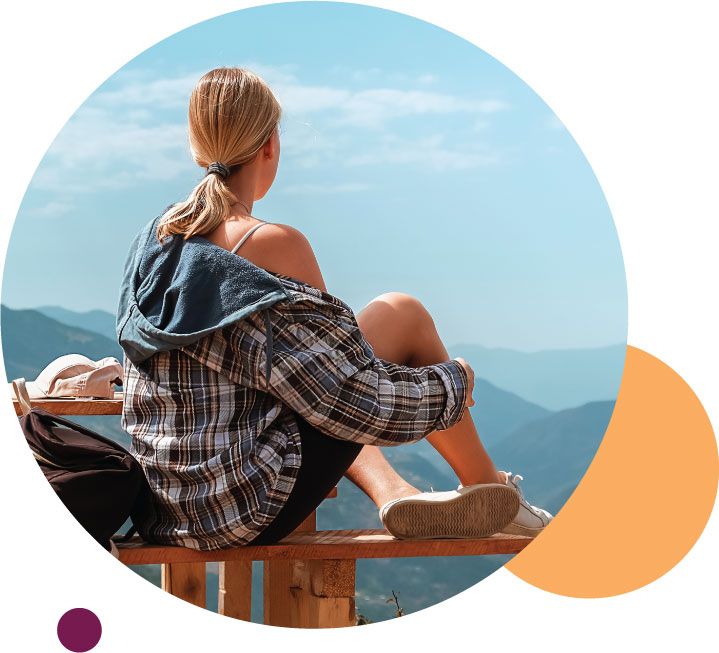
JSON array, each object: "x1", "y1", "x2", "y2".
[{"x1": 12, "y1": 378, "x2": 151, "y2": 556}]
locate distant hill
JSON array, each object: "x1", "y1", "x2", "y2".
[
  {"x1": 23, "y1": 304, "x2": 626, "y2": 412},
  {"x1": 446, "y1": 342, "x2": 626, "y2": 411},
  {"x1": 402, "y1": 379, "x2": 550, "y2": 473},
  {"x1": 467, "y1": 378, "x2": 551, "y2": 446},
  {"x1": 491, "y1": 400, "x2": 615, "y2": 514},
  {"x1": 1, "y1": 305, "x2": 123, "y2": 381},
  {"x1": 35, "y1": 306, "x2": 117, "y2": 342}
]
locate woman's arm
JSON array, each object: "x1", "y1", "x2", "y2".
[
  {"x1": 214, "y1": 299, "x2": 470, "y2": 447},
  {"x1": 180, "y1": 224, "x2": 470, "y2": 446}
]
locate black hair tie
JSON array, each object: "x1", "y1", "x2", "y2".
[{"x1": 206, "y1": 162, "x2": 231, "y2": 179}]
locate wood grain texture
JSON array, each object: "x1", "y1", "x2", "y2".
[
  {"x1": 12, "y1": 396, "x2": 123, "y2": 415},
  {"x1": 218, "y1": 561, "x2": 252, "y2": 621},
  {"x1": 118, "y1": 529, "x2": 532, "y2": 565},
  {"x1": 289, "y1": 559, "x2": 356, "y2": 628},
  {"x1": 296, "y1": 559, "x2": 356, "y2": 598},
  {"x1": 264, "y1": 511, "x2": 317, "y2": 627},
  {"x1": 161, "y1": 561, "x2": 207, "y2": 608}
]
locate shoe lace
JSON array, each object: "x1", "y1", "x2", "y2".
[{"x1": 505, "y1": 472, "x2": 526, "y2": 502}]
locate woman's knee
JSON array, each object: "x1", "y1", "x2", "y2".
[
  {"x1": 371, "y1": 291, "x2": 435, "y2": 329},
  {"x1": 357, "y1": 291, "x2": 437, "y2": 363}
]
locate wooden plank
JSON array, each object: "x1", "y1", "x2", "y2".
[
  {"x1": 161, "y1": 561, "x2": 206, "y2": 608},
  {"x1": 288, "y1": 559, "x2": 356, "y2": 628},
  {"x1": 302, "y1": 559, "x2": 356, "y2": 598},
  {"x1": 12, "y1": 396, "x2": 123, "y2": 416},
  {"x1": 264, "y1": 511, "x2": 316, "y2": 627},
  {"x1": 218, "y1": 561, "x2": 252, "y2": 621},
  {"x1": 118, "y1": 529, "x2": 532, "y2": 565}
]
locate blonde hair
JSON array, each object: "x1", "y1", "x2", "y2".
[{"x1": 156, "y1": 67, "x2": 282, "y2": 242}]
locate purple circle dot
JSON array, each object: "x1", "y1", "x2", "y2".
[{"x1": 57, "y1": 608, "x2": 102, "y2": 652}]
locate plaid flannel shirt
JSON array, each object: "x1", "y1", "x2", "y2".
[{"x1": 121, "y1": 273, "x2": 469, "y2": 550}]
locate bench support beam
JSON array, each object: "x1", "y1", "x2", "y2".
[
  {"x1": 263, "y1": 512, "x2": 356, "y2": 627},
  {"x1": 263, "y1": 512, "x2": 317, "y2": 627},
  {"x1": 289, "y1": 559, "x2": 356, "y2": 628},
  {"x1": 218, "y1": 561, "x2": 252, "y2": 621},
  {"x1": 161, "y1": 561, "x2": 206, "y2": 608}
]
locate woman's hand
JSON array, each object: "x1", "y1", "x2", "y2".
[{"x1": 452, "y1": 357, "x2": 475, "y2": 409}]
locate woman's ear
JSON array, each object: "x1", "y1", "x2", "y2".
[
  {"x1": 262, "y1": 131, "x2": 277, "y2": 159},
  {"x1": 264, "y1": 126, "x2": 280, "y2": 159}
]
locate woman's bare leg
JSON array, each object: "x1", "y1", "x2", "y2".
[
  {"x1": 343, "y1": 292, "x2": 501, "y2": 506},
  {"x1": 343, "y1": 445, "x2": 421, "y2": 507}
]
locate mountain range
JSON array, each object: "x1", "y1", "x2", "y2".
[
  {"x1": 7, "y1": 304, "x2": 625, "y2": 412},
  {"x1": 1, "y1": 303, "x2": 619, "y2": 623},
  {"x1": 34, "y1": 305, "x2": 118, "y2": 342},
  {"x1": 1, "y1": 305, "x2": 123, "y2": 381},
  {"x1": 446, "y1": 342, "x2": 626, "y2": 411}
]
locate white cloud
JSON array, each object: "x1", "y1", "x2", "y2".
[
  {"x1": 277, "y1": 84, "x2": 508, "y2": 130},
  {"x1": 87, "y1": 65, "x2": 508, "y2": 138},
  {"x1": 94, "y1": 72, "x2": 201, "y2": 109},
  {"x1": 34, "y1": 106, "x2": 192, "y2": 192},
  {"x1": 279, "y1": 182, "x2": 373, "y2": 195},
  {"x1": 275, "y1": 84, "x2": 352, "y2": 114},
  {"x1": 417, "y1": 73, "x2": 439, "y2": 85},
  {"x1": 345, "y1": 133, "x2": 499, "y2": 170},
  {"x1": 329, "y1": 65, "x2": 440, "y2": 87},
  {"x1": 23, "y1": 200, "x2": 75, "y2": 219},
  {"x1": 32, "y1": 64, "x2": 507, "y2": 194},
  {"x1": 94, "y1": 62, "x2": 300, "y2": 109}
]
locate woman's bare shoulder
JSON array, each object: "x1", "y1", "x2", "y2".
[{"x1": 253, "y1": 222, "x2": 326, "y2": 291}]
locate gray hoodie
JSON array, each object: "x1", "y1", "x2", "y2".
[{"x1": 116, "y1": 213, "x2": 286, "y2": 386}]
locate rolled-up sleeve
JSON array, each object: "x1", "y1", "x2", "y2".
[{"x1": 225, "y1": 301, "x2": 470, "y2": 447}]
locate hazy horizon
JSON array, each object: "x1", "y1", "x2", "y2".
[{"x1": 1, "y1": 302, "x2": 627, "y2": 355}]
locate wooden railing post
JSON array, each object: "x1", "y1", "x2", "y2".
[
  {"x1": 288, "y1": 558, "x2": 356, "y2": 628},
  {"x1": 218, "y1": 561, "x2": 252, "y2": 621},
  {"x1": 263, "y1": 511, "x2": 317, "y2": 627},
  {"x1": 263, "y1": 512, "x2": 356, "y2": 628},
  {"x1": 161, "y1": 562, "x2": 207, "y2": 608}
]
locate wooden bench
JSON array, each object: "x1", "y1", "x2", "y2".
[{"x1": 13, "y1": 395, "x2": 532, "y2": 628}]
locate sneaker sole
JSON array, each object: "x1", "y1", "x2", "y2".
[
  {"x1": 502, "y1": 522, "x2": 549, "y2": 538},
  {"x1": 382, "y1": 484, "x2": 520, "y2": 540}
]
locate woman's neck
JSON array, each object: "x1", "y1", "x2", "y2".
[{"x1": 225, "y1": 166, "x2": 257, "y2": 216}]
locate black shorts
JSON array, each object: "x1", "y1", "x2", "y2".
[{"x1": 249, "y1": 414, "x2": 364, "y2": 545}]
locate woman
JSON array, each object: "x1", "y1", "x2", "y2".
[{"x1": 117, "y1": 67, "x2": 551, "y2": 552}]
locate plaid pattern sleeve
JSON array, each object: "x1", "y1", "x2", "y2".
[
  {"x1": 213, "y1": 287, "x2": 470, "y2": 446},
  {"x1": 121, "y1": 274, "x2": 469, "y2": 550}
]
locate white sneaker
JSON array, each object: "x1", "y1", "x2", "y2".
[
  {"x1": 498, "y1": 471, "x2": 553, "y2": 537},
  {"x1": 379, "y1": 483, "x2": 520, "y2": 540}
]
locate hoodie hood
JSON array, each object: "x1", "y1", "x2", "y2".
[{"x1": 116, "y1": 214, "x2": 291, "y2": 386}]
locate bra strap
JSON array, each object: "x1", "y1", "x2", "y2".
[{"x1": 230, "y1": 221, "x2": 274, "y2": 254}]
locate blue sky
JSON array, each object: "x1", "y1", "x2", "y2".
[{"x1": 1, "y1": 1, "x2": 627, "y2": 351}]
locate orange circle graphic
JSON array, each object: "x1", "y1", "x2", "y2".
[{"x1": 506, "y1": 345, "x2": 719, "y2": 597}]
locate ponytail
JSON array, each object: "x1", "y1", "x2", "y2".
[
  {"x1": 154, "y1": 66, "x2": 282, "y2": 244},
  {"x1": 156, "y1": 170, "x2": 236, "y2": 242}
]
